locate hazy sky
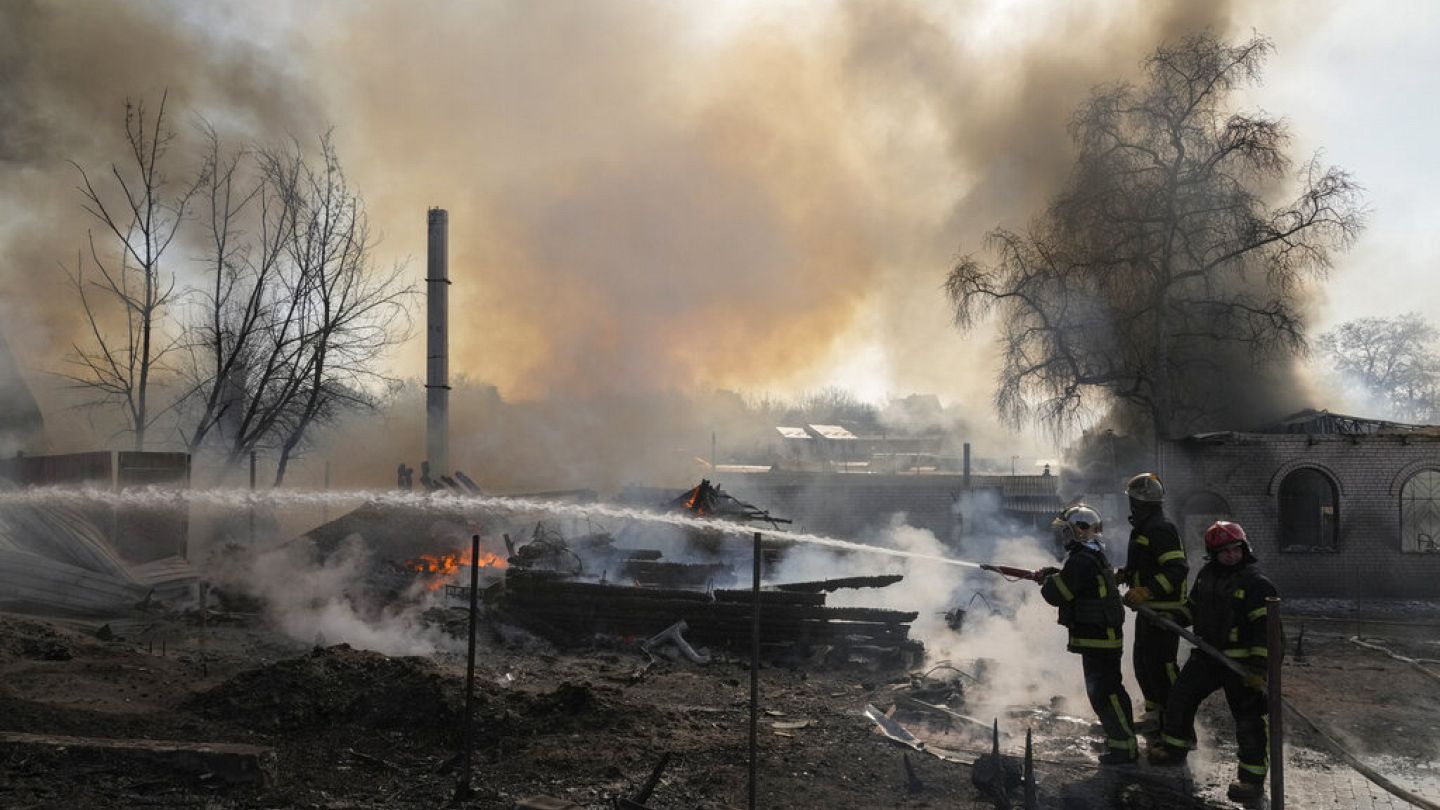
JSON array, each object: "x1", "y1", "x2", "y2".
[
  {"x1": 2, "y1": 0, "x2": 1437, "y2": 432},
  {"x1": 1250, "y1": 1, "x2": 1440, "y2": 334}
]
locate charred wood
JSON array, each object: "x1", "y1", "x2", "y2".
[{"x1": 774, "y1": 574, "x2": 904, "y2": 593}]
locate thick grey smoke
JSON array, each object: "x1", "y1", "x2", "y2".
[
  {"x1": 0, "y1": 0, "x2": 1336, "y2": 484},
  {"x1": 209, "y1": 533, "x2": 457, "y2": 657}
]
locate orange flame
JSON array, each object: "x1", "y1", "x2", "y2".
[
  {"x1": 405, "y1": 549, "x2": 508, "y2": 590},
  {"x1": 683, "y1": 487, "x2": 709, "y2": 515}
]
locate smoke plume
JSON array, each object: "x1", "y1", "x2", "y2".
[{"x1": 0, "y1": 1, "x2": 1338, "y2": 480}]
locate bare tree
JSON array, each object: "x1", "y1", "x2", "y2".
[
  {"x1": 177, "y1": 126, "x2": 268, "y2": 455},
  {"x1": 1317, "y1": 314, "x2": 1440, "y2": 422},
  {"x1": 947, "y1": 32, "x2": 1365, "y2": 447},
  {"x1": 179, "y1": 133, "x2": 410, "y2": 484},
  {"x1": 63, "y1": 93, "x2": 202, "y2": 449}
]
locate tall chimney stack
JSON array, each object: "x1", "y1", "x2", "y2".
[
  {"x1": 425, "y1": 208, "x2": 450, "y2": 475},
  {"x1": 962, "y1": 442, "x2": 971, "y2": 490}
]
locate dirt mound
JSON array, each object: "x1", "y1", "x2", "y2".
[
  {"x1": 184, "y1": 644, "x2": 459, "y2": 732},
  {"x1": 508, "y1": 681, "x2": 626, "y2": 735},
  {"x1": 0, "y1": 617, "x2": 76, "y2": 661}
]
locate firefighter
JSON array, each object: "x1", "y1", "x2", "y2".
[
  {"x1": 1116, "y1": 472, "x2": 1190, "y2": 737},
  {"x1": 1148, "y1": 521, "x2": 1277, "y2": 803},
  {"x1": 1036, "y1": 504, "x2": 1138, "y2": 764}
]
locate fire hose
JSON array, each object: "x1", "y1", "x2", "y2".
[
  {"x1": 980, "y1": 564, "x2": 1264, "y2": 691},
  {"x1": 980, "y1": 563, "x2": 1440, "y2": 810}
]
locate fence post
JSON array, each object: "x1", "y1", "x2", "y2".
[{"x1": 1267, "y1": 596, "x2": 1284, "y2": 810}]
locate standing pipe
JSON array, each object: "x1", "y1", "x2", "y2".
[
  {"x1": 455, "y1": 533, "x2": 481, "y2": 801},
  {"x1": 425, "y1": 208, "x2": 451, "y2": 475},
  {"x1": 1266, "y1": 596, "x2": 1284, "y2": 810},
  {"x1": 749, "y1": 530, "x2": 761, "y2": 810}
]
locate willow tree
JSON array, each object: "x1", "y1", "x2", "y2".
[{"x1": 947, "y1": 32, "x2": 1365, "y2": 446}]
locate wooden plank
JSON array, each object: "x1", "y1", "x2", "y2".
[
  {"x1": 772, "y1": 575, "x2": 904, "y2": 593},
  {"x1": 0, "y1": 732, "x2": 276, "y2": 786}
]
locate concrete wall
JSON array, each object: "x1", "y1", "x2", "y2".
[{"x1": 1159, "y1": 433, "x2": 1440, "y2": 598}]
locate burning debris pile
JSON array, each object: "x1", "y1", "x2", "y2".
[
  {"x1": 668, "y1": 479, "x2": 790, "y2": 527},
  {"x1": 281, "y1": 475, "x2": 933, "y2": 668},
  {"x1": 392, "y1": 481, "x2": 928, "y2": 668}
]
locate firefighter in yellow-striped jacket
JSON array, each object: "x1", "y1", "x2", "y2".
[
  {"x1": 1116, "y1": 473, "x2": 1190, "y2": 736},
  {"x1": 1037, "y1": 504, "x2": 1137, "y2": 765},
  {"x1": 1148, "y1": 521, "x2": 1277, "y2": 803}
]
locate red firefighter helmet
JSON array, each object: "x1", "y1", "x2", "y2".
[{"x1": 1204, "y1": 521, "x2": 1248, "y2": 555}]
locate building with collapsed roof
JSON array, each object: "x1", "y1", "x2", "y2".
[{"x1": 1156, "y1": 409, "x2": 1440, "y2": 598}]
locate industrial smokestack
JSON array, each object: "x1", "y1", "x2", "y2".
[
  {"x1": 962, "y1": 442, "x2": 971, "y2": 489},
  {"x1": 425, "y1": 208, "x2": 450, "y2": 475}
]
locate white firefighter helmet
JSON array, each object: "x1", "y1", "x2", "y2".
[{"x1": 1053, "y1": 503, "x2": 1103, "y2": 546}]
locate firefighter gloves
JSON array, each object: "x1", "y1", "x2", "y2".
[{"x1": 1123, "y1": 586, "x2": 1153, "y2": 607}]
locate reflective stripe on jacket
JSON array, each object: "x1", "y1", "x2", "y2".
[
  {"x1": 1189, "y1": 560, "x2": 1278, "y2": 661},
  {"x1": 1041, "y1": 543, "x2": 1125, "y2": 653},
  {"x1": 1125, "y1": 510, "x2": 1191, "y2": 623}
]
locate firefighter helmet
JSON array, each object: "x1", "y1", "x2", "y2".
[
  {"x1": 1126, "y1": 472, "x2": 1165, "y2": 503},
  {"x1": 1204, "y1": 521, "x2": 1249, "y2": 555},
  {"x1": 1053, "y1": 504, "x2": 1102, "y2": 547}
]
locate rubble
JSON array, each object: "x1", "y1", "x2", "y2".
[
  {"x1": 184, "y1": 644, "x2": 458, "y2": 734},
  {"x1": 500, "y1": 570, "x2": 924, "y2": 667}
]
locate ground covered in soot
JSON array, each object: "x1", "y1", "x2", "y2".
[{"x1": 2, "y1": 608, "x2": 1438, "y2": 809}]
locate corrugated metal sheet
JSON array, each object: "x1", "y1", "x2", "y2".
[
  {"x1": 0, "y1": 504, "x2": 129, "y2": 578},
  {"x1": 0, "y1": 499, "x2": 180, "y2": 615},
  {"x1": 0, "y1": 550, "x2": 148, "y2": 614},
  {"x1": 128, "y1": 556, "x2": 198, "y2": 588},
  {"x1": 808, "y1": 424, "x2": 857, "y2": 440}
]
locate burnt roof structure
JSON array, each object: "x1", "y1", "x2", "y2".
[{"x1": 1256, "y1": 408, "x2": 1440, "y2": 436}]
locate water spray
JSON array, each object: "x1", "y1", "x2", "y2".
[{"x1": 0, "y1": 486, "x2": 988, "y2": 570}]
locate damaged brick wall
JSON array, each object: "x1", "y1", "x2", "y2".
[{"x1": 1160, "y1": 434, "x2": 1440, "y2": 598}]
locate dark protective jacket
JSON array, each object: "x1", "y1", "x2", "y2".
[
  {"x1": 1124, "y1": 508, "x2": 1191, "y2": 623},
  {"x1": 1040, "y1": 541, "x2": 1125, "y2": 653},
  {"x1": 1188, "y1": 558, "x2": 1279, "y2": 665}
]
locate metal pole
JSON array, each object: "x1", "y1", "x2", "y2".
[
  {"x1": 456, "y1": 533, "x2": 481, "y2": 801},
  {"x1": 1267, "y1": 596, "x2": 1284, "y2": 810},
  {"x1": 199, "y1": 580, "x2": 208, "y2": 678},
  {"x1": 1023, "y1": 727, "x2": 1037, "y2": 810},
  {"x1": 749, "y1": 530, "x2": 761, "y2": 810},
  {"x1": 248, "y1": 452, "x2": 257, "y2": 544}
]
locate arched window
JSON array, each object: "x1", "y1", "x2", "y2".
[
  {"x1": 1278, "y1": 468, "x2": 1338, "y2": 551},
  {"x1": 1401, "y1": 470, "x2": 1440, "y2": 553}
]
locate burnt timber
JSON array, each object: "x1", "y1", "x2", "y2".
[{"x1": 500, "y1": 570, "x2": 922, "y2": 666}]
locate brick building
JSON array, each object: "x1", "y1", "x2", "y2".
[{"x1": 1157, "y1": 410, "x2": 1440, "y2": 598}]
